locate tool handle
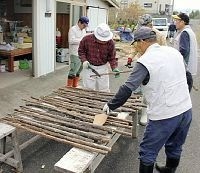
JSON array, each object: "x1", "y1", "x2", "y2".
[{"x1": 90, "y1": 70, "x2": 132, "y2": 77}]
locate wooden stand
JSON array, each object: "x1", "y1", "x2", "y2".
[
  {"x1": 0, "y1": 123, "x2": 23, "y2": 172},
  {"x1": 54, "y1": 112, "x2": 139, "y2": 173}
]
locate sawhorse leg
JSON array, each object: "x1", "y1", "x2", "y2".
[{"x1": 11, "y1": 131, "x2": 23, "y2": 173}]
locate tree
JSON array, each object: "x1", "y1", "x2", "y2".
[
  {"x1": 189, "y1": 10, "x2": 200, "y2": 19},
  {"x1": 108, "y1": 2, "x2": 145, "y2": 29}
]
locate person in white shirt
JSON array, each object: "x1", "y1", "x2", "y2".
[
  {"x1": 103, "y1": 27, "x2": 192, "y2": 173},
  {"x1": 66, "y1": 16, "x2": 89, "y2": 87}
]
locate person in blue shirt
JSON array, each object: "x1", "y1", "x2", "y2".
[{"x1": 172, "y1": 13, "x2": 198, "y2": 76}]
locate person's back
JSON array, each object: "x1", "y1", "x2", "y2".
[
  {"x1": 134, "y1": 14, "x2": 167, "y2": 126},
  {"x1": 138, "y1": 44, "x2": 191, "y2": 120}
]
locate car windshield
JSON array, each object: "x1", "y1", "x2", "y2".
[{"x1": 153, "y1": 19, "x2": 167, "y2": 26}]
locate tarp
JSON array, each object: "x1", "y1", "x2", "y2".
[{"x1": 116, "y1": 27, "x2": 134, "y2": 42}]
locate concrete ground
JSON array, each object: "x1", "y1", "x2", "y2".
[
  {"x1": 0, "y1": 56, "x2": 200, "y2": 173},
  {"x1": 0, "y1": 19, "x2": 200, "y2": 173}
]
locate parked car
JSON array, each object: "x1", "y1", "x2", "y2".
[{"x1": 152, "y1": 18, "x2": 168, "y2": 38}]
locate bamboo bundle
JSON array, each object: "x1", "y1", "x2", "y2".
[{"x1": 1, "y1": 87, "x2": 144, "y2": 154}]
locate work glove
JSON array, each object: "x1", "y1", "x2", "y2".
[
  {"x1": 83, "y1": 61, "x2": 90, "y2": 69},
  {"x1": 112, "y1": 68, "x2": 121, "y2": 78},
  {"x1": 103, "y1": 103, "x2": 111, "y2": 115},
  {"x1": 125, "y1": 57, "x2": 133, "y2": 68}
]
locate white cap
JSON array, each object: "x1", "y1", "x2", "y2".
[{"x1": 94, "y1": 23, "x2": 113, "y2": 42}]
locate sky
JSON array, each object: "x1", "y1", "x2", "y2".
[{"x1": 174, "y1": 0, "x2": 200, "y2": 12}]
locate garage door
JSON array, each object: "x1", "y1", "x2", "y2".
[{"x1": 87, "y1": 7, "x2": 107, "y2": 32}]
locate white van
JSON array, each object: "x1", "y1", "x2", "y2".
[{"x1": 152, "y1": 18, "x2": 168, "y2": 38}]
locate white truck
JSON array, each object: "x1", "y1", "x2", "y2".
[{"x1": 152, "y1": 18, "x2": 169, "y2": 38}]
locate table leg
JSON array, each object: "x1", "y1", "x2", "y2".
[{"x1": 8, "y1": 55, "x2": 14, "y2": 72}]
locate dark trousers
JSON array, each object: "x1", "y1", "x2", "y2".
[{"x1": 139, "y1": 109, "x2": 192, "y2": 165}]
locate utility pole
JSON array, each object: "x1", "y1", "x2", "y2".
[{"x1": 171, "y1": 0, "x2": 174, "y2": 15}]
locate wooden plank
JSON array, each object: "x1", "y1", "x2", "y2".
[
  {"x1": 54, "y1": 148, "x2": 95, "y2": 173},
  {"x1": 54, "y1": 112, "x2": 131, "y2": 173},
  {"x1": 0, "y1": 123, "x2": 15, "y2": 139}
]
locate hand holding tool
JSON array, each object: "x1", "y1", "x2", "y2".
[
  {"x1": 103, "y1": 103, "x2": 110, "y2": 114},
  {"x1": 83, "y1": 61, "x2": 90, "y2": 69},
  {"x1": 93, "y1": 103, "x2": 110, "y2": 125},
  {"x1": 125, "y1": 57, "x2": 133, "y2": 68},
  {"x1": 112, "y1": 68, "x2": 121, "y2": 78}
]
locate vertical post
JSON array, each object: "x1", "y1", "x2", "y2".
[
  {"x1": 0, "y1": 137, "x2": 6, "y2": 154},
  {"x1": 11, "y1": 131, "x2": 23, "y2": 173},
  {"x1": 8, "y1": 55, "x2": 14, "y2": 72},
  {"x1": 131, "y1": 111, "x2": 139, "y2": 138}
]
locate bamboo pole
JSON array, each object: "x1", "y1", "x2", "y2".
[
  {"x1": 19, "y1": 107, "x2": 110, "y2": 143},
  {"x1": 2, "y1": 119, "x2": 109, "y2": 155}
]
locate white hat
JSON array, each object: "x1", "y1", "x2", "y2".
[{"x1": 94, "y1": 23, "x2": 113, "y2": 41}]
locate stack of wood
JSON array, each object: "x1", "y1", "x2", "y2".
[{"x1": 1, "y1": 87, "x2": 145, "y2": 154}]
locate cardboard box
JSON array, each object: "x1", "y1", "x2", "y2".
[
  {"x1": 0, "y1": 64, "x2": 6, "y2": 72},
  {"x1": 14, "y1": 61, "x2": 19, "y2": 71}
]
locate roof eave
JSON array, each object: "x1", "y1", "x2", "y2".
[{"x1": 105, "y1": 0, "x2": 120, "y2": 9}]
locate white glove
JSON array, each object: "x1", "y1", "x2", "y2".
[
  {"x1": 103, "y1": 103, "x2": 111, "y2": 115},
  {"x1": 83, "y1": 61, "x2": 90, "y2": 69}
]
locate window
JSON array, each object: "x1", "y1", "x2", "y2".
[
  {"x1": 144, "y1": 3, "x2": 152, "y2": 8},
  {"x1": 152, "y1": 19, "x2": 167, "y2": 26},
  {"x1": 20, "y1": 0, "x2": 32, "y2": 7}
]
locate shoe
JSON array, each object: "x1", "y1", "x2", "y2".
[
  {"x1": 155, "y1": 157, "x2": 180, "y2": 173},
  {"x1": 73, "y1": 77, "x2": 80, "y2": 87},
  {"x1": 66, "y1": 79, "x2": 73, "y2": 87},
  {"x1": 140, "y1": 108, "x2": 147, "y2": 126},
  {"x1": 139, "y1": 161, "x2": 154, "y2": 173}
]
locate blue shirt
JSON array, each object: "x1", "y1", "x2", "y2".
[{"x1": 179, "y1": 31, "x2": 190, "y2": 64}]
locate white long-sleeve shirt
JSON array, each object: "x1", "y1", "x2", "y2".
[{"x1": 68, "y1": 24, "x2": 86, "y2": 56}]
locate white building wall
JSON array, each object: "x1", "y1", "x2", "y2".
[
  {"x1": 32, "y1": 0, "x2": 109, "y2": 77},
  {"x1": 33, "y1": 0, "x2": 55, "y2": 77},
  {"x1": 87, "y1": 0, "x2": 109, "y2": 32},
  {"x1": 117, "y1": 0, "x2": 172, "y2": 14}
]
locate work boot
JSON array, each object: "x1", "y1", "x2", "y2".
[
  {"x1": 66, "y1": 79, "x2": 73, "y2": 87},
  {"x1": 155, "y1": 157, "x2": 180, "y2": 173},
  {"x1": 139, "y1": 161, "x2": 154, "y2": 173},
  {"x1": 140, "y1": 108, "x2": 147, "y2": 126},
  {"x1": 73, "y1": 77, "x2": 80, "y2": 87}
]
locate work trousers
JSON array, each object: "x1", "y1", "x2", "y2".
[
  {"x1": 68, "y1": 55, "x2": 82, "y2": 78},
  {"x1": 139, "y1": 109, "x2": 192, "y2": 165},
  {"x1": 82, "y1": 64, "x2": 110, "y2": 92}
]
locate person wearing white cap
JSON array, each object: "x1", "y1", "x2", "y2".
[
  {"x1": 103, "y1": 26, "x2": 192, "y2": 173},
  {"x1": 78, "y1": 23, "x2": 120, "y2": 92}
]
